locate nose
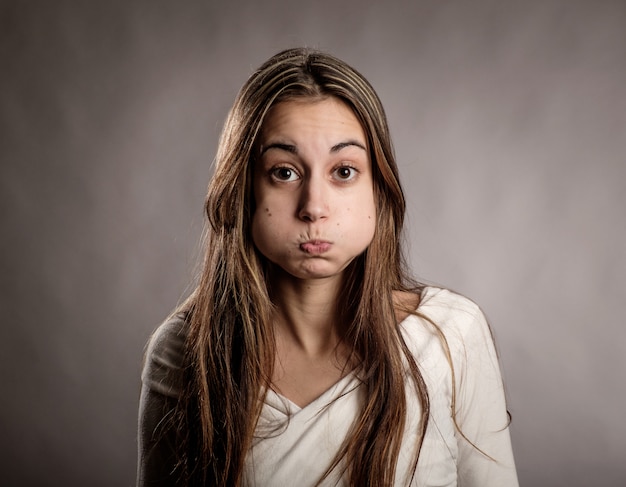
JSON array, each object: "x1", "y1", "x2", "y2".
[{"x1": 298, "y1": 177, "x2": 329, "y2": 222}]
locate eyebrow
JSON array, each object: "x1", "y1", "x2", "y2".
[
  {"x1": 330, "y1": 140, "x2": 367, "y2": 153},
  {"x1": 260, "y1": 140, "x2": 366, "y2": 155},
  {"x1": 261, "y1": 142, "x2": 297, "y2": 155}
]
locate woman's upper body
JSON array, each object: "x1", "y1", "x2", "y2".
[
  {"x1": 138, "y1": 286, "x2": 518, "y2": 486},
  {"x1": 137, "y1": 47, "x2": 518, "y2": 486}
]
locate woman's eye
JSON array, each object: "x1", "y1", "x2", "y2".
[
  {"x1": 271, "y1": 166, "x2": 299, "y2": 182},
  {"x1": 334, "y1": 166, "x2": 357, "y2": 181}
]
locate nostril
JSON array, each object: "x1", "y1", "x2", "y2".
[
  {"x1": 298, "y1": 182, "x2": 328, "y2": 221},
  {"x1": 298, "y1": 209, "x2": 317, "y2": 222}
]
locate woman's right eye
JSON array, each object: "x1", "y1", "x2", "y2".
[{"x1": 271, "y1": 166, "x2": 299, "y2": 182}]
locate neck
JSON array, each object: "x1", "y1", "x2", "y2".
[{"x1": 269, "y1": 268, "x2": 346, "y2": 358}]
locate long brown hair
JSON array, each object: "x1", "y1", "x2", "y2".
[{"x1": 177, "y1": 47, "x2": 429, "y2": 486}]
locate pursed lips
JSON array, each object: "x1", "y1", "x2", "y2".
[{"x1": 299, "y1": 240, "x2": 332, "y2": 254}]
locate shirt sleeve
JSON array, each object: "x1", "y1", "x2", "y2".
[
  {"x1": 445, "y1": 292, "x2": 519, "y2": 487},
  {"x1": 136, "y1": 315, "x2": 187, "y2": 487}
]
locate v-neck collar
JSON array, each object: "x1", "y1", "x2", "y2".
[
  {"x1": 264, "y1": 369, "x2": 360, "y2": 417},
  {"x1": 262, "y1": 306, "x2": 425, "y2": 418},
  {"x1": 260, "y1": 291, "x2": 433, "y2": 420}
]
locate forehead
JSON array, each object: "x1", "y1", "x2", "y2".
[{"x1": 259, "y1": 97, "x2": 366, "y2": 143}]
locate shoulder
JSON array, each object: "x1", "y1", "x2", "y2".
[
  {"x1": 393, "y1": 290, "x2": 421, "y2": 323},
  {"x1": 416, "y1": 287, "x2": 486, "y2": 331},
  {"x1": 145, "y1": 312, "x2": 188, "y2": 360},
  {"x1": 141, "y1": 312, "x2": 189, "y2": 398},
  {"x1": 395, "y1": 287, "x2": 484, "y2": 327},
  {"x1": 401, "y1": 287, "x2": 494, "y2": 357}
]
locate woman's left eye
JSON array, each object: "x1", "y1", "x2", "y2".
[{"x1": 333, "y1": 166, "x2": 357, "y2": 181}]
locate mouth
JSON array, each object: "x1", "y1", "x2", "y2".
[{"x1": 299, "y1": 240, "x2": 332, "y2": 255}]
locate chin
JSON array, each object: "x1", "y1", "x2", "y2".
[{"x1": 290, "y1": 258, "x2": 356, "y2": 281}]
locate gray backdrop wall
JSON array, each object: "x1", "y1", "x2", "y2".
[{"x1": 1, "y1": 1, "x2": 625, "y2": 486}]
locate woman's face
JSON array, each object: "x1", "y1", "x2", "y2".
[{"x1": 252, "y1": 97, "x2": 377, "y2": 282}]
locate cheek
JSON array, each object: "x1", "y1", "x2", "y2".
[
  {"x1": 363, "y1": 209, "x2": 377, "y2": 243},
  {"x1": 251, "y1": 204, "x2": 284, "y2": 257},
  {"x1": 359, "y1": 188, "x2": 377, "y2": 225},
  {"x1": 251, "y1": 207, "x2": 270, "y2": 245},
  {"x1": 343, "y1": 194, "x2": 377, "y2": 243},
  {"x1": 363, "y1": 195, "x2": 378, "y2": 243},
  {"x1": 251, "y1": 184, "x2": 272, "y2": 233}
]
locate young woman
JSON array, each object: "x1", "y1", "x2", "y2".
[{"x1": 137, "y1": 47, "x2": 518, "y2": 486}]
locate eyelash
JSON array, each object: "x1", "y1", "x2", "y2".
[
  {"x1": 333, "y1": 165, "x2": 358, "y2": 181},
  {"x1": 268, "y1": 164, "x2": 359, "y2": 183},
  {"x1": 269, "y1": 165, "x2": 300, "y2": 182}
]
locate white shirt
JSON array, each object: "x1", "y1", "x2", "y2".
[
  {"x1": 244, "y1": 287, "x2": 518, "y2": 486},
  {"x1": 138, "y1": 287, "x2": 518, "y2": 486}
]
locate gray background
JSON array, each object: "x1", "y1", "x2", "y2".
[{"x1": 1, "y1": 1, "x2": 625, "y2": 486}]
